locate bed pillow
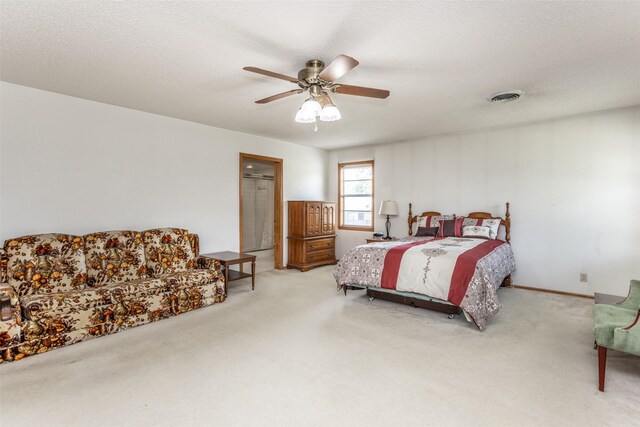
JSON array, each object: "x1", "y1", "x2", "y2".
[
  {"x1": 462, "y1": 218, "x2": 501, "y2": 240},
  {"x1": 437, "y1": 218, "x2": 464, "y2": 237},
  {"x1": 462, "y1": 225, "x2": 492, "y2": 240},
  {"x1": 416, "y1": 214, "x2": 454, "y2": 229},
  {"x1": 415, "y1": 226, "x2": 439, "y2": 237}
]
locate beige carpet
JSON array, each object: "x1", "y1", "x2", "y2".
[{"x1": 1, "y1": 267, "x2": 638, "y2": 426}]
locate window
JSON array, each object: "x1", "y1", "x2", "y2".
[{"x1": 338, "y1": 160, "x2": 374, "y2": 231}]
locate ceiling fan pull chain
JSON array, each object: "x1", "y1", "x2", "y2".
[{"x1": 313, "y1": 119, "x2": 318, "y2": 132}]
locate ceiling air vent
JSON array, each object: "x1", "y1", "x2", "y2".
[{"x1": 488, "y1": 90, "x2": 524, "y2": 103}]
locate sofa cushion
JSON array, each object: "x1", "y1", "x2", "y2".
[
  {"x1": 106, "y1": 276, "x2": 169, "y2": 302},
  {"x1": 22, "y1": 276, "x2": 170, "y2": 320},
  {"x1": 84, "y1": 230, "x2": 148, "y2": 287},
  {"x1": 162, "y1": 269, "x2": 222, "y2": 290},
  {"x1": 143, "y1": 228, "x2": 195, "y2": 276},
  {"x1": 21, "y1": 287, "x2": 111, "y2": 320},
  {"x1": 20, "y1": 279, "x2": 171, "y2": 351},
  {"x1": 4, "y1": 234, "x2": 87, "y2": 297}
]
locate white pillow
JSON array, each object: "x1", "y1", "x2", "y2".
[
  {"x1": 462, "y1": 218, "x2": 500, "y2": 240},
  {"x1": 462, "y1": 225, "x2": 492, "y2": 240},
  {"x1": 416, "y1": 216, "x2": 428, "y2": 228},
  {"x1": 482, "y1": 219, "x2": 501, "y2": 240}
]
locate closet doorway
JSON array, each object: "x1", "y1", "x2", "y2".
[{"x1": 239, "y1": 153, "x2": 283, "y2": 271}]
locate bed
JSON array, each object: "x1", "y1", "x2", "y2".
[{"x1": 333, "y1": 203, "x2": 516, "y2": 330}]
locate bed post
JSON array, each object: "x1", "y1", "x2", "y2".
[
  {"x1": 408, "y1": 203, "x2": 413, "y2": 236},
  {"x1": 505, "y1": 202, "x2": 511, "y2": 243},
  {"x1": 503, "y1": 201, "x2": 513, "y2": 287}
]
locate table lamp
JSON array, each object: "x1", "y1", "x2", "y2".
[{"x1": 378, "y1": 200, "x2": 399, "y2": 240}]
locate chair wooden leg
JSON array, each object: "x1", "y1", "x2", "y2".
[{"x1": 597, "y1": 346, "x2": 607, "y2": 392}]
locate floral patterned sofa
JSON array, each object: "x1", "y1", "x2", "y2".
[{"x1": 0, "y1": 228, "x2": 225, "y2": 363}]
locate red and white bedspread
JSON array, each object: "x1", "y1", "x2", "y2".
[{"x1": 333, "y1": 237, "x2": 516, "y2": 329}]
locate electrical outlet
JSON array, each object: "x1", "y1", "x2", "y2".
[{"x1": 580, "y1": 273, "x2": 588, "y2": 283}]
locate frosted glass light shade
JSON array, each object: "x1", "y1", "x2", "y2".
[
  {"x1": 319, "y1": 104, "x2": 341, "y2": 122},
  {"x1": 379, "y1": 200, "x2": 399, "y2": 216},
  {"x1": 295, "y1": 108, "x2": 316, "y2": 123},
  {"x1": 300, "y1": 98, "x2": 322, "y2": 116}
]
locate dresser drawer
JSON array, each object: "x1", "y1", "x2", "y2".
[
  {"x1": 305, "y1": 238, "x2": 335, "y2": 252},
  {"x1": 305, "y1": 248, "x2": 334, "y2": 263}
]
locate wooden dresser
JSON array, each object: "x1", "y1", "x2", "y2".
[{"x1": 287, "y1": 201, "x2": 337, "y2": 271}]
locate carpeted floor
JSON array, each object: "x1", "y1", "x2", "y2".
[{"x1": 1, "y1": 266, "x2": 638, "y2": 426}]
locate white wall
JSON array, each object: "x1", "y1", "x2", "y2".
[
  {"x1": 3, "y1": 81, "x2": 639, "y2": 296},
  {"x1": 0, "y1": 82, "x2": 327, "y2": 264},
  {"x1": 328, "y1": 106, "x2": 640, "y2": 296}
]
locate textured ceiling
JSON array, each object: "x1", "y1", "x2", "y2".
[{"x1": 2, "y1": 1, "x2": 640, "y2": 149}]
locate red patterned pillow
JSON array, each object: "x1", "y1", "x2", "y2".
[
  {"x1": 416, "y1": 214, "x2": 454, "y2": 229},
  {"x1": 437, "y1": 218, "x2": 464, "y2": 237}
]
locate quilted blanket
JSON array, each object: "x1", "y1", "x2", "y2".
[{"x1": 333, "y1": 237, "x2": 516, "y2": 329}]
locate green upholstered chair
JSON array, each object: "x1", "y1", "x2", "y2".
[{"x1": 593, "y1": 279, "x2": 640, "y2": 391}]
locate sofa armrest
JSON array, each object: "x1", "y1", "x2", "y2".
[
  {"x1": 622, "y1": 308, "x2": 640, "y2": 331},
  {"x1": 0, "y1": 283, "x2": 24, "y2": 362},
  {"x1": 1, "y1": 249, "x2": 7, "y2": 285},
  {"x1": 188, "y1": 233, "x2": 200, "y2": 258},
  {"x1": 618, "y1": 279, "x2": 640, "y2": 310},
  {"x1": 612, "y1": 308, "x2": 640, "y2": 356},
  {"x1": 196, "y1": 256, "x2": 222, "y2": 272},
  {"x1": 0, "y1": 283, "x2": 20, "y2": 323}
]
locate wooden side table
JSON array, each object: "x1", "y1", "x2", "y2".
[
  {"x1": 199, "y1": 251, "x2": 256, "y2": 295},
  {"x1": 366, "y1": 237, "x2": 398, "y2": 244}
]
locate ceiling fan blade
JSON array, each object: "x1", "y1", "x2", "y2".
[
  {"x1": 255, "y1": 89, "x2": 303, "y2": 104},
  {"x1": 243, "y1": 66, "x2": 299, "y2": 83},
  {"x1": 318, "y1": 54, "x2": 359, "y2": 82},
  {"x1": 333, "y1": 84, "x2": 390, "y2": 99}
]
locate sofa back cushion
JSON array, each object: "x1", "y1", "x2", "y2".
[
  {"x1": 143, "y1": 228, "x2": 195, "y2": 276},
  {"x1": 4, "y1": 234, "x2": 87, "y2": 297},
  {"x1": 84, "y1": 230, "x2": 148, "y2": 287}
]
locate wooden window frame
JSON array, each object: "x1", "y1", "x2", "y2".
[{"x1": 338, "y1": 160, "x2": 374, "y2": 231}]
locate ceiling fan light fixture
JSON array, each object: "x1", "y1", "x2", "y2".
[
  {"x1": 244, "y1": 55, "x2": 389, "y2": 130},
  {"x1": 319, "y1": 104, "x2": 341, "y2": 122},
  {"x1": 300, "y1": 98, "x2": 322, "y2": 116},
  {"x1": 295, "y1": 108, "x2": 316, "y2": 123}
]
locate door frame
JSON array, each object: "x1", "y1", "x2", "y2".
[{"x1": 239, "y1": 153, "x2": 284, "y2": 269}]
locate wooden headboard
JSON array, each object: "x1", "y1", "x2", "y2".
[{"x1": 407, "y1": 202, "x2": 511, "y2": 243}]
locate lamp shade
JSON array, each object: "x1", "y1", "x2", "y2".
[
  {"x1": 319, "y1": 104, "x2": 341, "y2": 122},
  {"x1": 378, "y1": 200, "x2": 398, "y2": 216},
  {"x1": 300, "y1": 98, "x2": 322, "y2": 116},
  {"x1": 295, "y1": 108, "x2": 316, "y2": 123}
]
